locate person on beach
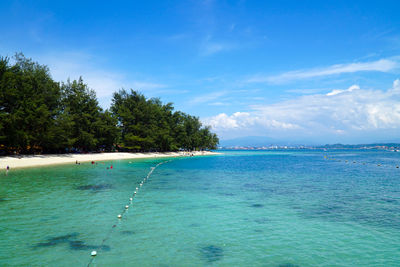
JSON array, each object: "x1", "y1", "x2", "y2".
[{"x1": 6, "y1": 165, "x2": 9, "y2": 175}]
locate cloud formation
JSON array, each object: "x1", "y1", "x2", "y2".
[
  {"x1": 37, "y1": 51, "x2": 166, "y2": 106},
  {"x1": 199, "y1": 35, "x2": 235, "y2": 56},
  {"x1": 203, "y1": 80, "x2": 400, "y2": 143},
  {"x1": 248, "y1": 59, "x2": 398, "y2": 84},
  {"x1": 190, "y1": 91, "x2": 228, "y2": 104}
]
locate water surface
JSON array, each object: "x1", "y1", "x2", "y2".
[{"x1": 1, "y1": 150, "x2": 399, "y2": 266}]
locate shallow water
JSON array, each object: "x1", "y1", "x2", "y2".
[{"x1": 0, "y1": 150, "x2": 399, "y2": 266}]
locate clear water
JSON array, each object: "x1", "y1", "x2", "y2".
[{"x1": 1, "y1": 150, "x2": 400, "y2": 266}]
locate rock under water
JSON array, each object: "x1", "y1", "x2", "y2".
[
  {"x1": 200, "y1": 245, "x2": 224, "y2": 263},
  {"x1": 251, "y1": 204, "x2": 264, "y2": 208},
  {"x1": 76, "y1": 184, "x2": 113, "y2": 192}
]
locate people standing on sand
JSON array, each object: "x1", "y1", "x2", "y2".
[{"x1": 6, "y1": 166, "x2": 9, "y2": 175}]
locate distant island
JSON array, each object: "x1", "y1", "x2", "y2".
[
  {"x1": 0, "y1": 53, "x2": 219, "y2": 155},
  {"x1": 219, "y1": 143, "x2": 400, "y2": 150}
]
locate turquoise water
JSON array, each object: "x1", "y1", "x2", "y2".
[{"x1": 1, "y1": 150, "x2": 400, "y2": 266}]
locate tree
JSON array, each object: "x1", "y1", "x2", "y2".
[
  {"x1": 60, "y1": 78, "x2": 118, "y2": 152},
  {"x1": 0, "y1": 53, "x2": 217, "y2": 154},
  {"x1": 111, "y1": 89, "x2": 219, "y2": 151},
  {"x1": 0, "y1": 53, "x2": 61, "y2": 153}
]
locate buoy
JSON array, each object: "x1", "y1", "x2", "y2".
[
  {"x1": 91, "y1": 250, "x2": 97, "y2": 256},
  {"x1": 118, "y1": 214, "x2": 122, "y2": 219},
  {"x1": 134, "y1": 191, "x2": 137, "y2": 194},
  {"x1": 129, "y1": 197, "x2": 133, "y2": 201},
  {"x1": 136, "y1": 187, "x2": 138, "y2": 190},
  {"x1": 125, "y1": 205, "x2": 129, "y2": 209}
]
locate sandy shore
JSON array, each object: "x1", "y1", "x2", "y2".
[{"x1": 0, "y1": 151, "x2": 219, "y2": 169}]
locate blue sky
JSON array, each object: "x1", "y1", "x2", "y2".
[{"x1": 1, "y1": 0, "x2": 400, "y2": 144}]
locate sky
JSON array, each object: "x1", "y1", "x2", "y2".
[{"x1": 1, "y1": 0, "x2": 400, "y2": 144}]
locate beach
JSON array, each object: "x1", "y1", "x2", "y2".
[{"x1": 0, "y1": 151, "x2": 218, "y2": 169}]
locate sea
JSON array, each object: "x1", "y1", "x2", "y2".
[{"x1": 0, "y1": 150, "x2": 399, "y2": 266}]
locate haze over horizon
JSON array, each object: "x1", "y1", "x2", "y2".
[{"x1": 1, "y1": 1, "x2": 400, "y2": 144}]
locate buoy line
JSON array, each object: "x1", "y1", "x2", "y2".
[
  {"x1": 86, "y1": 159, "x2": 172, "y2": 267},
  {"x1": 323, "y1": 155, "x2": 400, "y2": 169}
]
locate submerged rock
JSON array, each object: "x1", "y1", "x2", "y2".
[
  {"x1": 34, "y1": 232, "x2": 80, "y2": 248},
  {"x1": 49, "y1": 232, "x2": 79, "y2": 242},
  {"x1": 76, "y1": 184, "x2": 113, "y2": 192},
  {"x1": 278, "y1": 263, "x2": 300, "y2": 267},
  {"x1": 120, "y1": 230, "x2": 135, "y2": 235},
  {"x1": 69, "y1": 240, "x2": 111, "y2": 251},
  {"x1": 34, "y1": 232, "x2": 110, "y2": 251},
  {"x1": 200, "y1": 245, "x2": 224, "y2": 263}
]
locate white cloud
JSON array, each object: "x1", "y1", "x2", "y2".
[
  {"x1": 203, "y1": 80, "x2": 400, "y2": 142},
  {"x1": 130, "y1": 82, "x2": 166, "y2": 91},
  {"x1": 36, "y1": 51, "x2": 166, "y2": 106},
  {"x1": 248, "y1": 59, "x2": 398, "y2": 84},
  {"x1": 201, "y1": 43, "x2": 228, "y2": 55},
  {"x1": 209, "y1": 101, "x2": 230, "y2": 106},
  {"x1": 199, "y1": 35, "x2": 234, "y2": 56},
  {"x1": 190, "y1": 91, "x2": 228, "y2": 104},
  {"x1": 326, "y1": 84, "x2": 360, "y2": 96}
]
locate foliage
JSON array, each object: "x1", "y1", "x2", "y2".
[
  {"x1": 111, "y1": 89, "x2": 218, "y2": 151},
  {"x1": 0, "y1": 54, "x2": 218, "y2": 154}
]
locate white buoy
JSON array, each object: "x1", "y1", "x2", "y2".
[
  {"x1": 118, "y1": 214, "x2": 122, "y2": 219},
  {"x1": 129, "y1": 197, "x2": 133, "y2": 201},
  {"x1": 136, "y1": 187, "x2": 138, "y2": 190},
  {"x1": 91, "y1": 250, "x2": 97, "y2": 256},
  {"x1": 134, "y1": 191, "x2": 137, "y2": 194},
  {"x1": 125, "y1": 205, "x2": 129, "y2": 209}
]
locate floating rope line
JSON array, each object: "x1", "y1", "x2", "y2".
[
  {"x1": 87, "y1": 159, "x2": 172, "y2": 267},
  {"x1": 323, "y1": 155, "x2": 400, "y2": 169}
]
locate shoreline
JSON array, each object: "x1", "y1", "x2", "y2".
[{"x1": 0, "y1": 151, "x2": 220, "y2": 169}]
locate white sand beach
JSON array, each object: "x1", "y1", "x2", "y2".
[{"x1": 0, "y1": 151, "x2": 219, "y2": 169}]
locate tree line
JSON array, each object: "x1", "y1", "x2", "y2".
[{"x1": 0, "y1": 53, "x2": 219, "y2": 154}]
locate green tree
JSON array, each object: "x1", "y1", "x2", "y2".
[
  {"x1": 0, "y1": 53, "x2": 61, "y2": 153},
  {"x1": 111, "y1": 89, "x2": 219, "y2": 152},
  {"x1": 60, "y1": 78, "x2": 118, "y2": 152}
]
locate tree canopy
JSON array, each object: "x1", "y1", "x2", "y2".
[
  {"x1": 111, "y1": 89, "x2": 219, "y2": 152},
  {"x1": 0, "y1": 54, "x2": 218, "y2": 154}
]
